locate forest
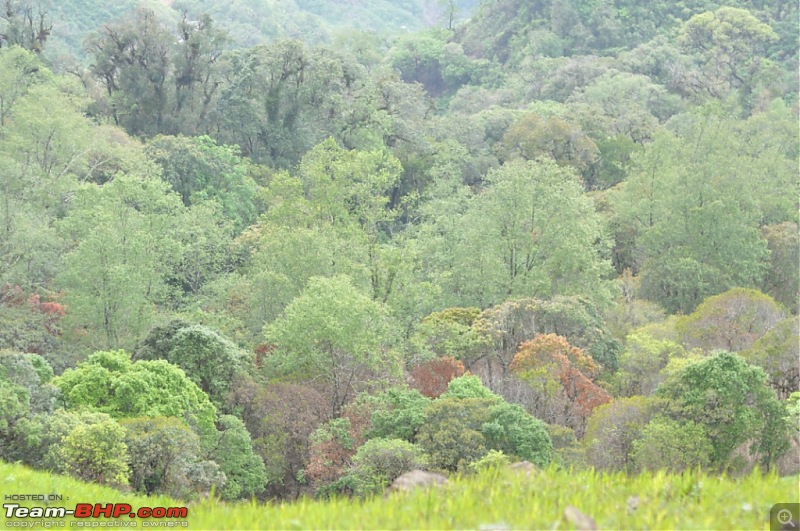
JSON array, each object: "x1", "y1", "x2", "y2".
[{"x1": 0, "y1": 0, "x2": 797, "y2": 510}]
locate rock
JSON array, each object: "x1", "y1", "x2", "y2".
[
  {"x1": 388, "y1": 470, "x2": 448, "y2": 494},
  {"x1": 508, "y1": 461, "x2": 536, "y2": 476},
  {"x1": 563, "y1": 506, "x2": 598, "y2": 531},
  {"x1": 478, "y1": 522, "x2": 510, "y2": 530},
  {"x1": 627, "y1": 496, "x2": 640, "y2": 514}
]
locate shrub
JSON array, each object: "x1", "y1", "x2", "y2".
[
  {"x1": 631, "y1": 417, "x2": 713, "y2": 472},
  {"x1": 347, "y1": 438, "x2": 428, "y2": 497}
]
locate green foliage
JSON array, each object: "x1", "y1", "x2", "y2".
[
  {"x1": 441, "y1": 374, "x2": 502, "y2": 402},
  {"x1": 264, "y1": 275, "x2": 400, "y2": 416},
  {"x1": 417, "y1": 382, "x2": 553, "y2": 472},
  {"x1": 584, "y1": 396, "x2": 657, "y2": 472},
  {"x1": 346, "y1": 438, "x2": 428, "y2": 498},
  {"x1": 742, "y1": 317, "x2": 799, "y2": 400},
  {"x1": 135, "y1": 321, "x2": 252, "y2": 409},
  {"x1": 56, "y1": 175, "x2": 185, "y2": 349},
  {"x1": 678, "y1": 288, "x2": 786, "y2": 353},
  {"x1": 120, "y1": 416, "x2": 224, "y2": 499},
  {"x1": 0, "y1": 380, "x2": 29, "y2": 453},
  {"x1": 362, "y1": 387, "x2": 431, "y2": 442},
  {"x1": 146, "y1": 135, "x2": 259, "y2": 230},
  {"x1": 613, "y1": 332, "x2": 690, "y2": 397},
  {"x1": 613, "y1": 109, "x2": 782, "y2": 313},
  {"x1": 12, "y1": 408, "x2": 130, "y2": 487},
  {"x1": 631, "y1": 417, "x2": 713, "y2": 473},
  {"x1": 56, "y1": 417, "x2": 129, "y2": 487},
  {"x1": 53, "y1": 350, "x2": 217, "y2": 447},
  {"x1": 482, "y1": 402, "x2": 552, "y2": 467},
  {"x1": 0, "y1": 0, "x2": 795, "y2": 502},
  {"x1": 467, "y1": 449, "x2": 511, "y2": 473},
  {"x1": 656, "y1": 351, "x2": 790, "y2": 471},
  {"x1": 210, "y1": 415, "x2": 267, "y2": 500},
  {"x1": 761, "y1": 222, "x2": 799, "y2": 313},
  {"x1": 415, "y1": 397, "x2": 491, "y2": 472},
  {"x1": 410, "y1": 307, "x2": 484, "y2": 364},
  {"x1": 424, "y1": 158, "x2": 614, "y2": 308}
]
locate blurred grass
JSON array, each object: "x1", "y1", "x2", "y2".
[{"x1": 1, "y1": 460, "x2": 797, "y2": 529}]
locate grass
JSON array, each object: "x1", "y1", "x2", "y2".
[{"x1": 1, "y1": 460, "x2": 797, "y2": 529}]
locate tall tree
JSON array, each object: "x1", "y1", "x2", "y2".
[
  {"x1": 56, "y1": 175, "x2": 184, "y2": 349},
  {"x1": 264, "y1": 275, "x2": 400, "y2": 417},
  {"x1": 426, "y1": 158, "x2": 613, "y2": 308},
  {"x1": 612, "y1": 107, "x2": 778, "y2": 314}
]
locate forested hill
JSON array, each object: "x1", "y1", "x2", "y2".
[
  {"x1": 32, "y1": 0, "x2": 480, "y2": 59},
  {"x1": 0, "y1": 0, "x2": 797, "y2": 515}
]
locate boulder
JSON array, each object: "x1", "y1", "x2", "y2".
[{"x1": 388, "y1": 470, "x2": 448, "y2": 494}]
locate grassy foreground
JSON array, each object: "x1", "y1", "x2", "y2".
[{"x1": 0, "y1": 461, "x2": 797, "y2": 529}]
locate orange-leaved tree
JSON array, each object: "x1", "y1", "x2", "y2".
[{"x1": 511, "y1": 334, "x2": 611, "y2": 435}]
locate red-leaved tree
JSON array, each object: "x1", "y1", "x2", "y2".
[
  {"x1": 511, "y1": 334, "x2": 611, "y2": 435},
  {"x1": 410, "y1": 356, "x2": 466, "y2": 398}
]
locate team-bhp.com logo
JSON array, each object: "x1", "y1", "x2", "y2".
[{"x1": 4, "y1": 503, "x2": 189, "y2": 527}]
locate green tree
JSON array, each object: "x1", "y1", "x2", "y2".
[
  {"x1": 53, "y1": 350, "x2": 218, "y2": 447},
  {"x1": 0, "y1": 350, "x2": 58, "y2": 414},
  {"x1": 613, "y1": 109, "x2": 774, "y2": 314},
  {"x1": 86, "y1": 8, "x2": 174, "y2": 136},
  {"x1": 215, "y1": 41, "x2": 359, "y2": 167},
  {"x1": 680, "y1": 8, "x2": 778, "y2": 99},
  {"x1": 760, "y1": 222, "x2": 799, "y2": 313},
  {"x1": 362, "y1": 386, "x2": 431, "y2": 442},
  {"x1": 145, "y1": 135, "x2": 259, "y2": 230},
  {"x1": 656, "y1": 351, "x2": 789, "y2": 471},
  {"x1": 498, "y1": 113, "x2": 599, "y2": 177},
  {"x1": 209, "y1": 415, "x2": 267, "y2": 500},
  {"x1": 0, "y1": 0, "x2": 52, "y2": 53},
  {"x1": 431, "y1": 159, "x2": 613, "y2": 308},
  {"x1": 120, "y1": 416, "x2": 225, "y2": 498},
  {"x1": 482, "y1": 402, "x2": 552, "y2": 467},
  {"x1": 345, "y1": 438, "x2": 428, "y2": 497},
  {"x1": 583, "y1": 396, "x2": 657, "y2": 471},
  {"x1": 56, "y1": 417, "x2": 129, "y2": 487},
  {"x1": 678, "y1": 288, "x2": 786, "y2": 353},
  {"x1": 56, "y1": 174, "x2": 184, "y2": 349},
  {"x1": 743, "y1": 317, "x2": 799, "y2": 400},
  {"x1": 415, "y1": 397, "x2": 491, "y2": 472},
  {"x1": 630, "y1": 417, "x2": 713, "y2": 473},
  {"x1": 135, "y1": 321, "x2": 253, "y2": 409},
  {"x1": 264, "y1": 275, "x2": 400, "y2": 416}
]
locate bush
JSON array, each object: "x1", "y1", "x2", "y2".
[
  {"x1": 364, "y1": 386, "x2": 431, "y2": 442},
  {"x1": 55, "y1": 415, "x2": 129, "y2": 487},
  {"x1": 120, "y1": 416, "x2": 224, "y2": 499},
  {"x1": 584, "y1": 396, "x2": 657, "y2": 472},
  {"x1": 631, "y1": 417, "x2": 713, "y2": 472},
  {"x1": 416, "y1": 398, "x2": 492, "y2": 472},
  {"x1": 468, "y1": 450, "x2": 511, "y2": 474},
  {"x1": 442, "y1": 374, "x2": 502, "y2": 401},
  {"x1": 657, "y1": 351, "x2": 790, "y2": 471},
  {"x1": 347, "y1": 438, "x2": 428, "y2": 497},
  {"x1": 482, "y1": 403, "x2": 552, "y2": 467}
]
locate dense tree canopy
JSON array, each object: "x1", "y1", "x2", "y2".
[{"x1": 0, "y1": 0, "x2": 796, "y2": 502}]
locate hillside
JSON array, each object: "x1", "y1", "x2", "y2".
[
  {"x1": 0, "y1": 0, "x2": 797, "y2": 520},
  {"x1": 37, "y1": 0, "x2": 480, "y2": 60}
]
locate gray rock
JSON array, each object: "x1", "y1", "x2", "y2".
[
  {"x1": 388, "y1": 470, "x2": 448, "y2": 494},
  {"x1": 563, "y1": 505, "x2": 598, "y2": 531},
  {"x1": 508, "y1": 461, "x2": 536, "y2": 475}
]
